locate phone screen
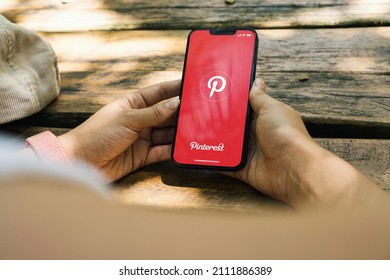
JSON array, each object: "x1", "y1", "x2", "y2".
[{"x1": 173, "y1": 29, "x2": 258, "y2": 169}]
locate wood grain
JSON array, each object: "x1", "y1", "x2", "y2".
[
  {"x1": 10, "y1": 28, "x2": 388, "y2": 130},
  {"x1": 44, "y1": 28, "x2": 390, "y2": 73},
  {"x1": 0, "y1": 1, "x2": 389, "y2": 214},
  {"x1": 2, "y1": 126, "x2": 388, "y2": 212},
  {"x1": 1, "y1": 0, "x2": 390, "y2": 32},
  {"x1": 113, "y1": 138, "x2": 390, "y2": 212}
]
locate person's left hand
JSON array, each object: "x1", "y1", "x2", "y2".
[{"x1": 58, "y1": 80, "x2": 180, "y2": 183}]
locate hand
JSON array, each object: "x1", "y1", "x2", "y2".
[
  {"x1": 58, "y1": 80, "x2": 180, "y2": 183},
  {"x1": 226, "y1": 79, "x2": 384, "y2": 210},
  {"x1": 226, "y1": 78, "x2": 315, "y2": 204}
]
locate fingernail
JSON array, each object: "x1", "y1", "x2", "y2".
[
  {"x1": 253, "y1": 78, "x2": 266, "y2": 91},
  {"x1": 165, "y1": 96, "x2": 180, "y2": 110}
]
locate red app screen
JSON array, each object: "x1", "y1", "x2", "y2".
[{"x1": 173, "y1": 29, "x2": 257, "y2": 168}]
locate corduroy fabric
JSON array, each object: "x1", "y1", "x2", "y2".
[{"x1": 0, "y1": 14, "x2": 60, "y2": 124}]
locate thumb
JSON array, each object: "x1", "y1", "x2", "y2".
[
  {"x1": 249, "y1": 78, "x2": 276, "y2": 114},
  {"x1": 130, "y1": 96, "x2": 180, "y2": 130}
]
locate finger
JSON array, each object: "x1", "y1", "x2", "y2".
[
  {"x1": 128, "y1": 96, "x2": 180, "y2": 131},
  {"x1": 218, "y1": 131, "x2": 256, "y2": 182},
  {"x1": 145, "y1": 145, "x2": 172, "y2": 166},
  {"x1": 219, "y1": 170, "x2": 239, "y2": 180},
  {"x1": 154, "y1": 114, "x2": 177, "y2": 129},
  {"x1": 151, "y1": 127, "x2": 175, "y2": 146},
  {"x1": 218, "y1": 169, "x2": 252, "y2": 189},
  {"x1": 249, "y1": 78, "x2": 278, "y2": 114},
  {"x1": 138, "y1": 80, "x2": 181, "y2": 107}
]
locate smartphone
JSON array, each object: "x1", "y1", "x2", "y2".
[{"x1": 172, "y1": 28, "x2": 258, "y2": 170}]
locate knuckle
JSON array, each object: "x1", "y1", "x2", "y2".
[
  {"x1": 124, "y1": 110, "x2": 142, "y2": 132},
  {"x1": 150, "y1": 104, "x2": 163, "y2": 118},
  {"x1": 121, "y1": 93, "x2": 143, "y2": 109}
]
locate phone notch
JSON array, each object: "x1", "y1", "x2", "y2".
[{"x1": 209, "y1": 28, "x2": 237, "y2": 35}]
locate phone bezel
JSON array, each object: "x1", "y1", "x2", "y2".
[{"x1": 171, "y1": 27, "x2": 259, "y2": 171}]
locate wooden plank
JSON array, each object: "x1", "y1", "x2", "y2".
[
  {"x1": 1, "y1": 0, "x2": 390, "y2": 31},
  {"x1": 53, "y1": 71, "x2": 390, "y2": 126},
  {"x1": 10, "y1": 28, "x2": 388, "y2": 129},
  {"x1": 2, "y1": 126, "x2": 389, "y2": 212},
  {"x1": 114, "y1": 160, "x2": 292, "y2": 213},
  {"x1": 45, "y1": 28, "x2": 390, "y2": 74},
  {"x1": 113, "y1": 138, "x2": 390, "y2": 212}
]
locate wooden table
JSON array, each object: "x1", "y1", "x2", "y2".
[{"x1": 1, "y1": 0, "x2": 389, "y2": 214}]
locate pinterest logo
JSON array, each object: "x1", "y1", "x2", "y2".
[
  {"x1": 200, "y1": 71, "x2": 232, "y2": 102},
  {"x1": 208, "y1": 76, "x2": 226, "y2": 98}
]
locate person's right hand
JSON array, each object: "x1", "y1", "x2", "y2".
[
  {"x1": 226, "y1": 78, "x2": 315, "y2": 205},
  {"x1": 226, "y1": 79, "x2": 383, "y2": 210}
]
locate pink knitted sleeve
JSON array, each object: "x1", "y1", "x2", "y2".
[{"x1": 26, "y1": 131, "x2": 72, "y2": 166}]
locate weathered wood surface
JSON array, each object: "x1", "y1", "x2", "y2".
[
  {"x1": 1, "y1": 0, "x2": 390, "y2": 32},
  {"x1": 3, "y1": 126, "x2": 389, "y2": 213},
  {"x1": 7, "y1": 28, "x2": 389, "y2": 133},
  {"x1": 0, "y1": 1, "x2": 389, "y2": 213},
  {"x1": 114, "y1": 135, "x2": 390, "y2": 212},
  {"x1": 117, "y1": 137, "x2": 390, "y2": 210}
]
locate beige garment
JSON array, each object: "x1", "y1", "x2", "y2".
[{"x1": 0, "y1": 14, "x2": 60, "y2": 124}]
